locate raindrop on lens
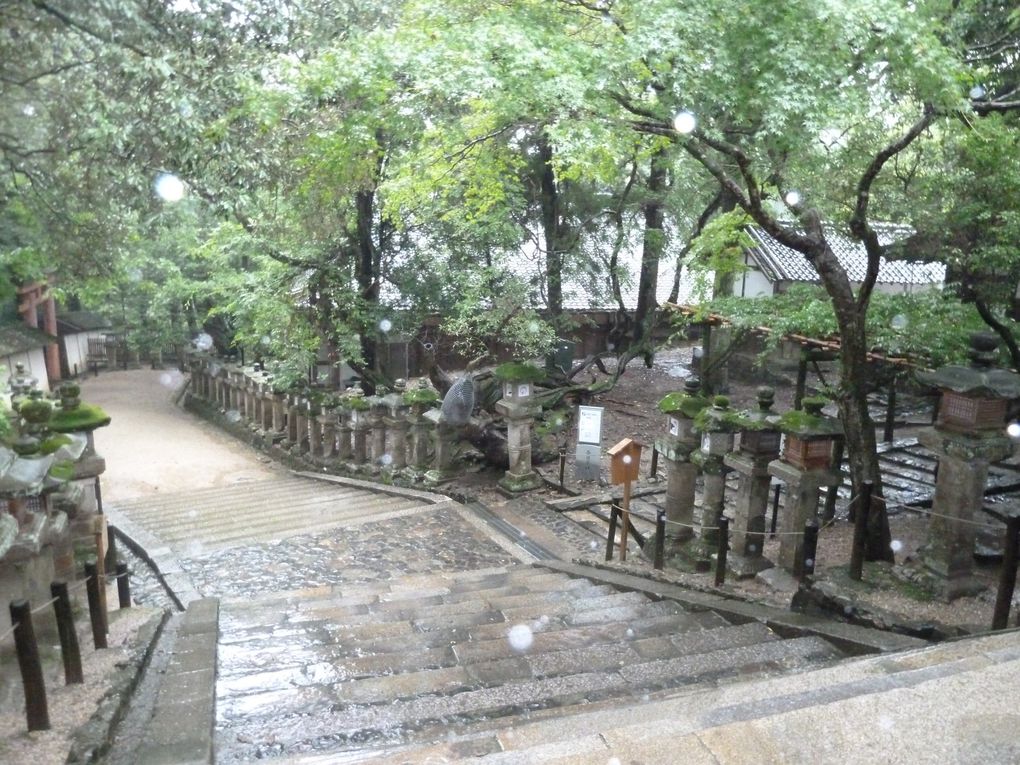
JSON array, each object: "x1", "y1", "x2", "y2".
[
  {"x1": 154, "y1": 172, "x2": 185, "y2": 202},
  {"x1": 673, "y1": 111, "x2": 696, "y2": 134},
  {"x1": 890, "y1": 539, "x2": 903, "y2": 553},
  {"x1": 784, "y1": 190, "x2": 802, "y2": 206},
  {"x1": 260, "y1": 335, "x2": 271, "y2": 347},
  {"x1": 1007, "y1": 422, "x2": 1020, "y2": 440},
  {"x1": 378, "y1": 318, "x2": 393, "y2": 333},
  {"x1": 969, "y1": 84, "x2": 986, "y2": 100},
  {"x1": 621, "y1": 454, "x2": 632, "y2": 465},
  {"x1": 194, "y1": 333, "x2": 214, "y2": 351},
  {"x1": 805, "y1": 558, "x2": 814, "y2": 568},
  {"x1": 507, "y1": 624, "x2": 534, "y2": 653},
  {"x1": 748, "y1": 544, "x2": 757, "y2": 553},
  {"x1": 890, "y1": 314, "x2": 908, "y2": 331},
  {"x1": 527, "y1": 320, "x2": 541, "y2": 333},
  {"x1": 379, "y1": 454, "x2": 393, "y2": 466},
  {"x1": 22, "y1": 104, "x2": 36, "y2": 117},
  {"x1": 226, "y1": 410, "x2": 242, "y2": 423}
]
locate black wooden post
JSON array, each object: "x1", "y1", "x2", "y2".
[
  {"x1": 605, "y1": 505, "x2": 619, "y2": 562},
  {"x1": 993, "y1": 516, "x2": 1020, "y2": 630},
  {"x1": 654, "y1": 509, "x2": 665, "y2": 570},
  {"x1": 649, "y1": 447, "x2": 659, "y2": 479},
  {"x1": 849, "y1": 481, "x2": 873, "y2": 581},
  {"x1": 104, "y1": 523, "x2": 119, "y2": 573},
  {"x1": 84, "y1": 561, "x2": 108, "y2": 649},
  {"x1": 9, "y1": 600, "x2": 50, "y2": 731},
  {"x1": 558, "y1": 447, "x2": 566, "y2": 488},
  {"x1": 116, "y1": 562, "x2": 131, "y2": 609},
  {"x1": 801, "y1": 518, "x2": 820, "y2": 580},
  {"x1": 51, "y1": 582, "x2": 84, "y2": 685},
  {"x1": 715, "y1": 516, "x2": 730, "y2": 587},
  {"x1": 770, "y1": 483, "x2": 782, "y2": 537}
]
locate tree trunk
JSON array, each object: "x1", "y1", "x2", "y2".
[
  {"x1": 632, "y1": 148, "x2": 667, "y2": 364},
  {"x1": 831, "y1": 292, "x2": 895, "y2": 562},
  {"x1": 538, "y1": 137, "x2": 564, "y2": 319},
  {"x1": 355, "y1": 187, "x2": 378, "y2": 391}
]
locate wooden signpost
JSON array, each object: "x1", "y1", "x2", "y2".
[{"x1": 607, "y1": 437, "x2": 642, "y2": 562}]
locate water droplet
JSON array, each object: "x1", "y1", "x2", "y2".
[
  {"x1": 890, "y1": 539, "x2": 903, "y2": 553},
  {"x1": 589, "y1": 540, "x2": 599, "y2": 550},
  {"x1": 507, "y1": 624, "x2": 533, "y2": 653},
  {"x1": 154, "y1": 172, "x2": 185, "y2": 202},
  {"x1": 159, "y1": 372, "x2": 173, "y2": 387},
  {"x1": 1007, "y1": 422, "x2": 1020, "y2": 440},
  {"x1": 225, "y1": 410, "x2": 242, "y2": 423},
  {"x1": 969, "y1": 84, "x2": 986, "y2": 100},
  {"x1": 804, "y1": 558, "x2": 814, "y2": 569},
  {"x1": 878, "y1": 715, "x2": 895, "y2": 731},
  {"x1": 608, "y1": 757, "x2": 623, "y2": 765},
  {"x1": 527, "y1": 320, "x2": 541, "y2": 333},
  {"x1": 378, "y1": 318, "x2": 393, "y2": 333},
  {"x1": 748, "y1": 544, "x2": 757, "y2": 553},
  {"x1": 621, "y1": 454, "x2": 632, "y2": 465},
  {"x1": 260, "y1": 335, "x2": 271, "y2": 347},
  {"x1": 625, "y1": 628, "x2": 634, "y2": 639},
  {"x1": 194, "y1": 333, "x2": 214, "y2": 352},
  {"x1": 379, "y1": 454, "x2": 393, "y2": 466},
  {"x1": 22, "y1": 104, "x2": 36, "y2": 117},
  {"x1": 784, "y1": 190, "x2": 802, "y2": 207},
  {"x1": 890, "y1": 314, "x2": 908, "y2": 331},
  {"x1": 672, "y1": 110, "x2": 696, "y2": 134}
]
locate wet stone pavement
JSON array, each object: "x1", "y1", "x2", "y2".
[{"x1": 179, "y1": 505, "x2": 516, "y2": 599}]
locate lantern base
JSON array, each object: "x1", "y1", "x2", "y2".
[
  {"x1": 727, "y1": 552, "x2": 774, "y2": 579},
  {"x1": 497, "y1": 470, "x2": 543, "y2": 495}
]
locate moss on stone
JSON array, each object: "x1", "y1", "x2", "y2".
[
  {"x1": 402, "y1": 387, "x2": 440, "y2": 406},
  {"x1": 48, "y1": 403, "x2": 112, "y2": 432},
  {"x1": 38, "y1": 434, "x2": 72, "y2": 455},
  {"x1": 657, "y1": 391, "x2": 709, "y2": 418}
]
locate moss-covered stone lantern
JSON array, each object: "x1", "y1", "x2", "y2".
[
  {"x1": 654, "y1": 378, "x2": 709, "y2": 545},
  {"x1": 916, "y1": 332, "x2": 1020, "y2": 600},
  {"x1": 778, "y1": 397, "x2": 843, "y2": 472},
  {"x1": 404, "y1": 379, "x2": 440, "y2": 475},
  {"x1": 692, "y1": 396, "x2": 741, "y2": 563},
  {"x1": 724, "y1": 387, "x2": 781, "y2": 577},
  {"x1": 494, "y1": 362, "x2": 544, "y2": 494},
  {"x1": 768, "y1": 396, "x2": 843, "y2": 575}
]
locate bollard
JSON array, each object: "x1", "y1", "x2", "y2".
[
  {"x1": 558, "y1": 447, "x2": 566, "y2": 488},
  {"x1": 654, "y1": 509, "x2": 665, "y2": 570},
  {"x1": 649, "y1": 447, "x2": 659, "y2": 479},
  {"x1": 800, "y1": 518, "x2": 820, "y2": 581},
  {"x1": 104, "y1": 524, "x2": 119, "y2": 573},
  {"x1": 116, "y1": 562, "x2": 132, "y2": 609},
  {"x1": 84, "y1": 562, "x2": 108, "y2": 649},
  {"x1": 9, "y1": 600, "x2": 50, "y2": 731},
  {"x1": 715, "y1": 517, "x2": 729, "y2": 587},
  {"x1": 605, "y1": 505, "x2": 620, "y2": 562},
  {"x1": 993, "y1": 516, "x2": 1020, "y2": 630},
  {"x1": 770, "y1": 483, "x2": 781, "y2": 537},
  {"x1": 849, "y1": 481, "x2": 873, "y2": 581},
  {"x1": 50, "y1": 582, "x2": 84, "y2": 685}
]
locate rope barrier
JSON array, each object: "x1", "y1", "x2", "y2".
[
  {"x1": 29, "y1": 597, "x2": 59, "y2": 615},
  {"x1": 887, "y1": 500, "x2": 1003, "y2": 530},
  {"x1": 0, "y1": 622, "x2": 17, "y2": 644}
]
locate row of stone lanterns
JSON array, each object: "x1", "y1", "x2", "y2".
[{"x1": 655, "y1": 378, "x2": 844, "y2": 579}]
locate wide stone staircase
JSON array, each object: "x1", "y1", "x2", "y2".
[{"x1": 212, "y1": 563, "x2": 846, "y2": 762}]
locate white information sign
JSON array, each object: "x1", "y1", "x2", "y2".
[
  {"x1": 669, "y1": 416, "x2": 680, "y2": 436},
  {"x1": 577, "y1": 405, "x2": 604, "y2": 445}
]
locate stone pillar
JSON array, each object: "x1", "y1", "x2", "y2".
[
  {"x1": 918, "y1": 429, "x2": 1010, "y2": 599},
  {"x1": 351, "y1": 410, "x2": 369, "y2": 467},
  {"x1": 494, "y1": 374, "x2": 542, "y2": 494},
  {"x1": 425, "y1": 416, "x2": 458, "y2": 485},
  {"x1": 260, "y1": 386, "x2": 273, "y2": 432},
  {"x1": 369, "y1": 393, "x2": 389, "y2": 468},
  {"x1": 409, "y1": 403, "x2": 432, "y2": 472},
  {"x1": 337, "y1": 408, "x2": 353, "y2": 462},
  {"x1": 319, "y1": 412, "x2": 337, "y2": 459},
  {"x1": 385, "y1": 380, "x2": 410, "y2": 471},
  {"x1": 294, "y1": 400, "x2": 309, "y2": 453},
  {"x1": 768, "y1": 459, "x2": 840, "y2": 574},
  {"x1": 654, "y1": 379, "x2": 708, "y2": 545},
  {"x1": 308, "y1": 404, "x2": 323, "y2": 457},
  {"x1": 271, "y1": 392, "x2": 286, "y2": 436},
  {"x1": 286, "y1": 396, "x2": 300, "y2": 445},
  {"x1": 724, "y1": 452, "x2": 774, "y2": 577}
]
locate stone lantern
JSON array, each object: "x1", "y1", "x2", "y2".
[
  {"x1": 724, "y1": 387, "x2": 781, "y2": 577},
  {"x1": 384, "y1": 380, "x2": 411, "y2": 471},
  {"x1": 693, "y1": 396, "x2": 740, "y2": 565},
  {"x1": 494, "y1": 363, "x2": 544, "y2": 494},
  {"x1": 916, "y1": 332, "x2": 1020, "y2": 600},
  {"x1": 654, "y1": 378, "x2": 708, "y2": 544},
  {"x1": 768, "y1": 397, "x2": 843, "y2": 575},
  {"x1": 368, "y1": 388, "x2": 390, "y2": 470},
  {"x1": 404, "y1": 380, "x2": 440, "y2": 477},
  {"x1": 345, "y1": 383, "x2": 370, "y2": 468}
]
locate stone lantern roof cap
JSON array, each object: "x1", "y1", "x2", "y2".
[
  {"x1": 776, "y1": 397, "x2": 843, "y2": 437},
  {"x1": 917, "y1": 333, "x2": 1020, "y2": 399},
  {"x1": 657, "y1": 377, "x2": 709, "y2": 418},
  {"x1": 733, "y1": 386, "x2": 782, "y2": 431}
]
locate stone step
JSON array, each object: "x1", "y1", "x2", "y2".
[
  {"x1": 214, "y1": 635, "x2": 841, "y2": 759},
  {"x1": 111, "y1": 476, "x2": 342, "y2": 514}
]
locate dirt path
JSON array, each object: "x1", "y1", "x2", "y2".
[{"x1": 79, "y1": 369, "x2": 286, "y2": 503}]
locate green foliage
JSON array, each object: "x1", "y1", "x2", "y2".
[
  {"x1": 696, "y1": 286, "x2": 987, "y2": 368},
  {"x1": 493, "y1": 362, "x2": 546, "y2": 383}
]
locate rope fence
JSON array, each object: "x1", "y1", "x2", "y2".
[{"x1": 1, "y1": 563, "x2": 133, "y2": 733}]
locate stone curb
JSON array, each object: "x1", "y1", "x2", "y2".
[
  {"x1": 66, "y1": 609, "x2": 170, "y2": 765},
  {"x1": 292, "y1": 469, "x2": 451, "y2": 506},
  {"x1": 105, "y1": 508, "x2": 202, "y2": 611}
]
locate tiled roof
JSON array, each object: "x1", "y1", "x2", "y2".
[
  {"x1": 57, "y1": 310, "x2": 111, "y2": 333},
  {"x1": 745, "y1": 225, "x2": 945, "y2": 286},
  {"x1": 0, "y1": 321, "x2": 54, "y2": 357}
]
